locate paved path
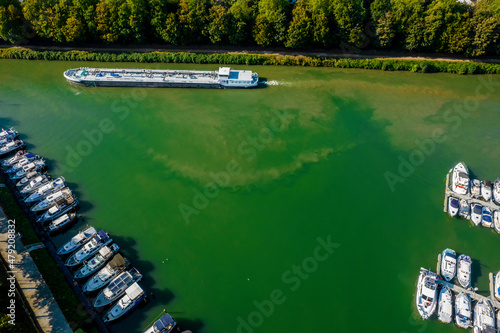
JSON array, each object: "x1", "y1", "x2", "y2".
[{"x1": 0, "y1": 208, "x2": 73, "y2": 333}]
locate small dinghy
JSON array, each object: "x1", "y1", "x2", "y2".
[
  {"x1": 143, "y1": 313, "x2": 177, "y2": 333},
  {"x1": 102, "y1": 282, "x2": 146, "y2": 322},
  {"x1": 494, "y1": 179, "x2": 500, "y2": 205},
  {"x1": 494, "y1": 211, "x2": 500, "y2": 234},
  {"x1": 31, "y1": 188, "x2": 73, "y2": 212},
  {"x1": 457, "y1": 254, "x2": 472, "y2": 289},
  {"x1": 482, "y1": 206, "x2": 493, "y2": 228},
  {"x1": 15, "y1": 171, "x2": 39, "y2": 187},
  {"x1": 94, "y1": 267, "x2": 143, "y2": 308},
  {"x1": 452, "y1": 163, "x2": 470, "y2": 195},
  {"x1": 65, "y1": 230, "x2": 112, "y2": 267},
  {"x1": 416, "y1": 268, "x2": 438, "y2": 319},
  {"x1": 441, "y1": 248, "x2": 457, "y2": 281},
  {"x1": 471, "y1": 203, "x2": 483, "y2": 226},
  {"x1": 45, "y1": 213, "x2": 77, "y2": 235},
  {"x1": 74, "y1": 244, "x2": 120, "y2": 279},
  {"x1": 437, "y1": 286, "x2": 453, "y2": 324},
  {"x1": 82, "y1": 254, "x2": 128, "y2": 293},
  {"x1": 19, "y1": 175, "x2": 50, "y2": 195},
  {"x1": 37, "y1": 196, "x2": 79, "y2": 224},
  {"x1": 459, "y1": 199, "x2": 470, "y2": 219},
  {"x1": 455, "y1": 292, "x2": 472, "y2": 329},
  {"x1": 473, "y1": 298, "x2": 495, "y2": 333},
  {"x1": 1, "y1": 150, "x2": 25, "y2": 167},
  {"x1": 57, "y1": 226, "x2": 97, "y2": 256},
  {"x1": 482, "y1": 180, "x2": 492, "y2": 201},
  {"x1": 471, "y1": 179, "x2": 481, "y2": 198},
  {"x1": 448, "y1": 197, "x2": 459, "y2": 217},
  {"x1": 0, "y1": 140, "x2": 26, "y2": 157},
  {"x1": 24, "y1": 177, "x2": 66, "y2": 203}
]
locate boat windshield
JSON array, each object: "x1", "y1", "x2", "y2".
[
  {"x1": 474, "y1": 205, "x2": 483, "y2": 214},
  {"x1": 450, "y1": 199, "x2": 459, "y2": 208}
]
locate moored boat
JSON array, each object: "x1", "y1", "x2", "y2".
[
  {"x1": 45, "y1": 213, "x2": 77, "y2": 235},
  {"x1": 5, "y1": 153, "x2": 38, "y2": 173},
  {"x1": 459, "y1": 199, "x2": 471, "y2": 219},
  {"x1": 57, "y1": 226, "x2": 97, "y2": 256},
  {"x1": 472, "y1": 203, "x2": 482, "y2": 226},
  {"x1": 143, "y1": 313, "x2": 177, "y2": 333},
  {"x1": 494, "y1": 179, "x2": 500, "y2": 205},
  {"x1": 102, "y1": 282, "x2": 146, "y2": 322},
  {"x1": 0, "y1": 128, "x2": 19, "y2": 140},
  {"x1": 31, "y1": 188, "x2": 72, "y2": 212},
  {"x1": 457, "y1": 254, "x2": 472, "y2": 289},
  {"x1": 441, "y1": 249, "x2": 457, "y2": 281},
  {"x1": 494, "y1": 211, "x2": 500, "y2": 234},
  {"x1": 482, "y1": 180, "x2": 492, "y2": 201},
  {"x1": 15, "y1": 171, "x2": 39, "y2": 187},
  {"x1": 1, "y1": 150, "x2": 25, "y2": 167},
  {"x1": 24, "y1": 177, "x2": 66, "y2": 203},
  {"x1": 455, "y1": 292, "x2": 472, "y2": 329},
  {"x1": 437, "y1": 286, "x2": 453, "y2": 324},
  {"x1": 495, "y1": 271, "x2": 500, "y2": 301},
  {"x1": 10, "y1": 160, "x2": 45, "y2": 180},
  {"x1": 19, "y1": 174, "x2": 50, "y2": 195},
  {"x1": 448, "y1": 197, "x2": 459, "y2": 217},
  {"x1": 37, "y1": 196, "x2": 79, "y2": 224},
  {"x1": 94, "y1": 267, "x2": 143, "y2": 308},
  {"x1": 82, "y1": 254, "x2": 128, "y2": 293},
  {"x1": 452, "y1": 163, "x2": 470, "y2": 195},
  {"x1": 471, "y1": 179, "x2": 481, "y2": 198},
  {"x1": 0, "y1": 140, "x2": 26, "y2": 157},
  {"x1": 473, "y1": 298, "x2": 495, "y2": 333},
  {"x1": 65, "y1": 230, "x2": 112, "y2": 267},
  {"x1": 482, "y1": 206, "x2": 493, "y2": 228},
  {"x1": 74, "y1": 244, "x2": 120, "y2": 279},
  {"x1": 416, "y1": 268, "x2": 438, "y2": 319}
]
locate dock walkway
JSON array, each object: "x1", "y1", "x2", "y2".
[{"x1": 438, "y1": 273, "x2": 500, "y2": 310}]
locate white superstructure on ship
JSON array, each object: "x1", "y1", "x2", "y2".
[{"x1": 63, "y1": 66, "x2": 259, "y2": 89}]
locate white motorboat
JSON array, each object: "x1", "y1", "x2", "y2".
[
  {"x1": 31, "y1": 188, "x2": 72, "y2": 212},
  {"x1": 10, "y1": 160, "x2": 45, "y2": 180},
  {"x1": 437, "y1": 286, "x2": 453, "y2": 324},
  {"x1": 473, "y1": 298, "x2": 495, "y2": 333},
  {"x1": 82, "y1": 254, "x2": 128, "y2": 293},
  {"x1": 459, "y1": 199, "x2": 471, "y2": 220},
  {"x1": 57, "y1": 226, "x2": 97, "y2": 256},
  {"x1": 94, "y1": 267, "x2": 143, "y2": 308},
  {"x1": 457, "y1": 254, "x2": 472, "y2": 289},
  {"x1": 471, "y1": 179, "x2": 481, "y2": 198},
  {"x1": 37, "y1": 196, "x2": 79, "y2": 224},
  {"x1": 455, "y1": 292, "x2": 472, "y2": 328},
  {"x1": 494, "y1": 211, "x2": 500, "y2": 234},
  {"x1": 0, "y1": 140, "x2": 26, "y2": 157},
  {"x1": 0, "y1": 128, "x2": 19, "y2": 140},
  {"x1": 143, "y1": 313, "x2": 176, "y2": 333},
  {"x1": 19, "y1": 175, "x2": 50, "y2": 195},
  {"x1": 65, "y1": 230, "x2": 112, "y2": 267},
  {"x1": 482, "y1": 180, "x2": 492, "y2": 201},
  {"x1": 452, "y1": 163, "x2": 470, "y2": 195},
  {"x1": 102, "y1": 282, "x2": 146, "y2": 322},
  {"x1": 441, "y1": 248, "x2": 457, "y2": 281},
  {"x1": 416, "y1": 268, "x2": 438, "y2": 319},
  {"x1": 74, "y1": 244, "x2": 120, "y2": 279},
  {"x1": 471, "y1": 203, "x2": 483, "y2": 226},
  {"x1": 46, "y1": 213, "x2": 77, "y2": 235},
  {"x1": 1, "y1": 150, "x2": 25, "y2": 167},
  {"x1": 494, "y1": 271, "x2": 500, "y2": 302},
  {"x1": 15, "y1": 171, "x2": 39, "y2": 187},
  {"x1": 24, "y1": 177, "x2": 66, "y2": 203},
  {"x1": 494, "y1": 179, "x2": 500, "y2": 205},
  {"x1": 5, "y1": 153, "x2": 38, "y2": 173},
  {"x1": 448, "y1": 197, "x2": 459, "y2": 217},
  {"x1": 482, "y1": 206, "x2": 493, "y2": 228}
]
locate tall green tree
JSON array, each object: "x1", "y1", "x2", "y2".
[
  {"x1": 0, "y1": 0, "x2": 24, "y2": 43},
  {"x1": 253, "y1": 0, "x2": 290, "y2": 46},
  {"x1": 207, "y1": 4, "x2": 231, "y2": 44},
  {"x1": 22, "y1": 0, "x2": 68, "y2": 42},
  {"x1": 329, "y1": 0, "x2": 366, "y2": 48},
  {"x1": 178, "y1": 0, "x2": 210, "y2": 44},
  {"x1": 286, "y1": 0, "x2": 312, "y2": 48},
  {"x1": 228, "y1": 0, "x2": 256, "y2": 45}
]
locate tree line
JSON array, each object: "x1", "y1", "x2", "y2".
[{"x1": 0, "y1": 0, "x2": 499, "y2": 57}]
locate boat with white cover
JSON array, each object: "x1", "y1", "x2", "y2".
[
  {"x1": 457, "y1": 254, "x2": 472, "y2": 289},
  {"x1": 24, "y1": 177, "x2": 66, "y2": 203},
  {"x1": 0, "y1": 128, "x2": 18, "y2": 140},
  {"x1": 19, "y1": 175, "x2": 50, "y2": 194},
  {"x1": 31, "y1": 188, "x2": 72, "y2": 212},
  {"x1": 94, "y1": 267, "x2": 143, "y2": 308},
  {"x1": 37, "y1": 196, "x2": 79, "y2": 223},
  {"x1": 10, "y1": 160, "x2": 45, "y2": 180},
  {"x1": 0, "y1": 140, "x2": 25, "y2": 157},
  {"x1": 64, "y1": 67, "x2": 259, "y2": 89},
  {"x1": 437, "y1": 285, "x2": 453, "y2": 324},
  {"x1": 102, "y1": 282, "x2": 146, "y2": 322},
  {"x1": 494, "y1": 211, "x2": 500, "y2": 234},
  {"x1": 494, "y1": 271, "x2": 500, "y2": 301},
  {"x1": 472, "y1": 203, "x2": 483, "y2": 226},
  {"x1": 473, "y1": 298, "x2": 495, "y2": 333},
  {"x1": 452, "y1": 162, "x2": 469, "y2": 195},
  {"x1": 482, "y1": 180, "x2": 492, "y2": 201},
  {"x1": 471, "y1": 179, "x2": 482, "y2": 198},
  {"x1": 57, "y1": 226, "x2": 97, "y2": 256},
  {"x1": 46, "y1": 213, "x2": 77, "y2": 235},
  {"x1": 16, "y1": 171, "x2": 41, "y2": 187},
  {"x1": 482, "y1": 207, "x2": 493, "y2": 228},
  {"x1": 6, "y1": 153, "x2": 39, "y2": 173},
  {"x1": 448, "y1": 197, "x2": 459, "y2": 217},
  {"x1": 494, "y1": 179, "x2": 500, "y2": 205},
  {"x1": 65, "y1": 230, "x2": 112, "y2": 267},
  {"x1": 416, "y1": 268, "x2": 438, "y2": 319},
  {"x1": 459, "y1": 199, "x2": 471, "y2": 219},
  {"x1": 2, "y1": 150, "x2": 25, "y2": 167},
  {"x1": 455, "y1": 291, "x2": 472, "y2": 328},
  {"x1": 143, "y1": 313, "x2": 177, "y2": 333},
  {"x1": 74, "y1": 244, "x2": 120, "y2": 279},
  {"x1": 441, "y1": 249, "x2": 457, "y2": 281},
  {"x1": 82, "y1": 254, "x2": 128, "y2": 293}
]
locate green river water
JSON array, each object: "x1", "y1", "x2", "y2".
[{"x1": 1, "y1": 60, "x2": 500, "y2": 333}]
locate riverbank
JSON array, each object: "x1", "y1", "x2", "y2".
[{"x1": 1, "y1": 47, "x2": 500, "y2": 75}]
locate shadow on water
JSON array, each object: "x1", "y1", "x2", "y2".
[
  {"x1": 471, "y1": 258, "x2": 483, "y2": 288},
  {"x1": 0, "y1": 117, "x2": 19, "y2": 129},
  {"x1": 63, "y1": 181, "x2": 94, "y2": 215}
]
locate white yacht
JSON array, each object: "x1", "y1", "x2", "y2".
[
  {"x1": 37, "y1": 196, "x2": 79, "y2": 223},
  {"x1": 31, "y1": 188, "x2": 72, "y2": 212},
  {"x1": 455, "y1": 292, "x2": 472, "y2": 328},
  {"x1": 437, "y1": 286, "x2": 453, "y2": 324},
  {"x1": 143, "y1": 313, "x2": 176, "y2": 333},
  {"x1": 2, "y1": 150, "x2": 26, "y2": 167},
  {"x1": 24, "y1": 178, "x2": 66, "y2": 203},
  {"x1": 472, "y1": 203, "x2": 483, "y2": 226},
  {"x1": 15, "y1": 171, "x2": 40, "y2": 187},
  {"x1": 57, "y1": 226, "x2": 97, "y2": 256},
  {"x1": 457, "y1": 254, "x2": 472, "y2": 289},
  {"x1": 102, "y1": 283, "x2": 146, "y2": 322},
  {"x1": 10, "y1": 160, "x2": 45, "y2": 180},
  {"x1": 19, "y1": 175, "x2": 49, "y2": 194},
  {"x1": 94, "y1": 267, "x2": 143, "y2": 308},
  {"x1": 494, "y1": 211, "x2": 500, "y2": 234},
  {"x1": 82, "y1": 254, "x2": 128, "y2": 293},
  {"x1": 472, "y1": 179, "x2": 482, "y2": 198},
  {"x1": 74, "y1": 244, "x2": 120, "y2": 279},
  {"x1": 448, "y1": 197, "x2": 459, "y2": 217},
  {"x1": 452, "y1": 163, "x2": 470, "y2": 195},
  {"x1": 494, "y1": 271, "x2": 500, "y2": 301},
  {"x1": 482, "y1": 180, "x2": 492, "y2": 201},
  {"x1": 459, "y1": 199, "x2": 471, "y2": 219},
  {"x1": 65, "y1": 230, "x2": 112, "y2": 267},
  {"x1": 494, "y1": 179, "x2": 500, "y2": 205},
  {"x1": 46, "y1": 213, "x2": 77, "y2": 235},
  {"x1": 482, "y1": 207, "x2": 493, "y2": 228},
  {"x1": 0, "y1": 140, "x2": 26, "y2": 156},
  {"x1": 441, "y1": 249, "x2": 457, "y2": 281},
  {"x1": 473, "y1": 299, "x2": 495, "y2": 333},
  {"x1": 416, "y1": 268, "x2": 438, "y2": 319}
]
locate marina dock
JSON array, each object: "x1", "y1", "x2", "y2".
[{"x1": 438, "y1": 273, "x2": 500, "y2": 310}]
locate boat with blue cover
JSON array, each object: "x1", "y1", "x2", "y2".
[{"x1": 143, "y1": 313, "x2": 177, "y2": 333}]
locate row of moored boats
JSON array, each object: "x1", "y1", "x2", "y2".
[{"x1": 0, "y1": 127, "x2": 176, "y2": 331}]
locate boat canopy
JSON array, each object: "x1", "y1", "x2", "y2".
[
  {"x1": 25, "y1": 153, "x2": 35, "y2": 158},
  {"x1": 459, "y1": 172, "x2": 469, "y2": 179},
  {"x1": 450, "y1": 198, "x2": 459, "y2": 208},
  {"x1": 106, "y1": 272, "x2": 133, "y2": 296},
  {"x1": 473, "y1": 205, "x2": 482, "y2": 214},
  {"x1": 108, "y1": 254, "x2": 125, "y2": 269},
  {"x1": 95, "y1": 230, "x2": 108, "y2": 242},
  {"x1": 154, "y1": 313, "x2": 176, "y2": 332},
  {"x1": 483, "y1": 180, "x2": 492, "y2": 187},
  {"x1": 99, "y1": 246, "x2": 112, "y2": 257},
  {"x1": 125, "y1": 282, "x2": 143, "y2": 299}
]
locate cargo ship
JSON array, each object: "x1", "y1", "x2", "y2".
[{"x1": 63, "y1": 67, "x2": 259, "y2": 88}]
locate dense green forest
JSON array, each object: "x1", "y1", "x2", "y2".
[{"x1": 0, "y1": 0, "x2": 499, "y2": 56}]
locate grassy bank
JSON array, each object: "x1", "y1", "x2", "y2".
[
  {"x1": 0, "y1": 186, "x2": 96, "y2": 333},
  {"x1": 1, "y1": 47, "x2": 500, "y2": 75}
]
